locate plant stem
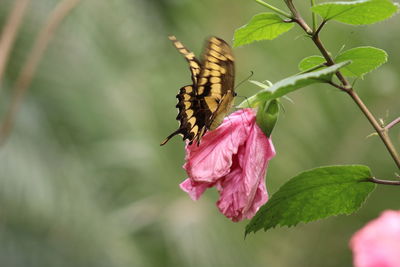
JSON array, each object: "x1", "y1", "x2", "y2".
[
  {"x1": 255, "y1": 0, "x2": 292, "y2": 19},
  {"x1": 315, "y1": 20, "x2": 326, "y2": 36},
  {"x1": 317, "y1": 41, "x2": 400, "y2": 170},
  {"x1": 312, "y1": 34, "x2": 349, "y2": 86},
  {"x1": 285, "y1": 0, "x2": 313, "y2": 34},
  {"x1": 368, "y1": 177, "x2": 400, "y2": 186},
  {"x1": 386, "y1": 117, "x2": 400, "y2": 130},
  {"x1": 284, "y1": 0, "x2": 400, "y2": 171},
  {"x1": 346, "y1": 89, "x2": 400, "y2": 169},
  {"x1": 311, "y1": 0, "x2": 317, "y2": 31}
]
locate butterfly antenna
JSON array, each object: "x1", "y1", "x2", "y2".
[{"x1": 234, "y1": 71, "x2": 254, "y2": 90}]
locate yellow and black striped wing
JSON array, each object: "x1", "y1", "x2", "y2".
[
  {"x1": 160, "y1": 83, "x2": 207, "y2": 146},
  {"x1": 161, "y1": 36, "x2": 235, "y2": 146},
  {"x1": 198, "y1": 37, "x2": 235, "y2": 130},
  {"x1": 168, "y1": 36, "x2": 201, "y2": 85}
]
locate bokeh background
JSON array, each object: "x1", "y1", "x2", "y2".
[{"x1": 0, "y1": 0, "x2": 399, "y2": 266}]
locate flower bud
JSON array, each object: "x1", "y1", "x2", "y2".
[{"x1": 256, "y1": 99, "x2": 279, "y2": 137}]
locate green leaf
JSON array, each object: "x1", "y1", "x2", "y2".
[
  {"x1": 336, "y1": 46, "x2": 388, "y2": 77},
  {"x1": 245, "y1": 165, "x2": 376, "y2": 236},
  {"x1": 298, "y1": 56, "x2": 326, "y2": 72},
  {"x1": 238, "y1": 61, "x2": 350, "y2": 108},
  {"x1": 297, "y1": 47, "x2": 387, "y2": 77},
  {"x1": 233, "y1": 13, "x2": 295, "y2": 47},
  {"x1": 311, "y1": 0, "x2": 399, "y2": 25}
]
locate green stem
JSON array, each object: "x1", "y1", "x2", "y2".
[
  {"x1": 311, "y1": 0, "x2": 317, "y2": 31},
  {"x1": 255, "y1": 0, "x2": 292, "y2": 19}
]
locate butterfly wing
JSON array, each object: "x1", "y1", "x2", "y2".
[
  {"x1": 168, "y1": 36, "x2": 201, "y2": 85},
  {"x1": 161, "y1": 36, "x2": 235, "y2": 146},
  {"x1": 161, "y1": 37, "x2": 207, "y2": 146},
  {"x1": 198, "y1": 37, "x2": 235, "y2": 130}
]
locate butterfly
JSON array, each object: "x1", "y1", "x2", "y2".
[{"x1": 160, "y1": 35, "x2": 235, "y2": 146}]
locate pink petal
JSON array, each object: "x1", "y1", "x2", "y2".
[
  {"x1": 217, "y1": 163, "x2": 247, "y2": 222},
  {"x1": 180, "y1": 108, "x2": 276, "y2": 222},
  {"x1": 241, "y1": 124, "x2": 275, "y2": 216},
  {"x1": 179, "y1": 178, "x2": 213, "y2": 201},
  {"x1": 217, "y1": 119, "x2": 275, "y2": 222},
  {"x1": 350, "y1": 210, "x2": 400, "y2": 267},
  {"x1": 184, "y1": 109, "x2": 255, "y2": 183}
]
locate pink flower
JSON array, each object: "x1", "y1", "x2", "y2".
[
  {"x1": 350, "y1": 210, "x2": 400, "y2": 267},
  {"x1": 180, "y1": 108, "x2": 276, "y2": 222}
]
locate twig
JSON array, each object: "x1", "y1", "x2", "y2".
[
  {"x1": 346, "y1": 89, "x2": 400, "y2": 169},
  {"x1": 285, "y1": 0, "x2": 313, "y2": 34},
  {"x1": 0, "y1": 0, "x2": 31, "y2": 85},
  {"x1": 314, "y1": 20, "x2": 327, "y2": 37},
  {"x1": 327, "y1": 81, "x2": 347, "y2": 92},
  {"x1": 0, "y1": 0, "x2": 82, "y2": 145},
  {"x1": 385, "y1": 117, "x2": 400, "y2": 131},
  {"x1": 368, "y1": 177, "x2": 400, "y2": 186},
  {"x1": 312, "y1": 34, "x2": 349, "y2": 86}
]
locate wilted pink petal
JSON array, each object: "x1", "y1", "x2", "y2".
[
  {"x1": 350, "y1": 210, "x2": 400, "y2": 267},
  {"x1": 179, "y1": 178, "x2": 212, "y2": 201},
  {"x1": 217, "y1": 123, "x2": 275, "y2": 221},
  {"x1": 181, "y1": 108, "x2": 276, "y2": 222},
  {"x1": 183, "y1": 110, "x2": 252, "y2": 182}
]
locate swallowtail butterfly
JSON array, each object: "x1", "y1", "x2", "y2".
[{"x1": 161, "y1": 36, "x2": 235, "y2": 146}]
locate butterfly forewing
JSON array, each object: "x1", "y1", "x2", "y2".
[
  {"x1": 198, "y1": 37, "x2": 235, "y2": 130},
  {"x1": 161, "y1": 36, "x2": 235, "y2": 146},
  {"x1": 168, "y1": 36, "x2": 201, "y2": 85}
]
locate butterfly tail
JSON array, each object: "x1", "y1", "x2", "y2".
[{"x1": 160, "y1": 129, "x2": 181, "y2": 146}]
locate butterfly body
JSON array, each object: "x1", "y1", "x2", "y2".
[{"x1": 161, "y1": 36, "x2": 235, "y2": 146}]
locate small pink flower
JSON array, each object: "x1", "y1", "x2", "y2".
[
  {"x1": 350, "y1": 210, "x2": 400, "y2": 267},
  {"x1": 180, "y1": 108, "x2": 276, "y2": 222}
]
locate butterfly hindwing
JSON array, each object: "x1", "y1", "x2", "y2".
[
  {"x1": 161, "y1": 36, "x2": 235, "y2": 146},
  {"x1": 160, "y1": 84, "x2": 207, "y2": 146}
]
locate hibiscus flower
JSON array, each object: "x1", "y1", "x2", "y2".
[
  {"x1": 180, "y1": 108, "x2": 276, "y2": 222},
  {"x1": 350, "y1": 210, "x2": 400, "y2": 267}
]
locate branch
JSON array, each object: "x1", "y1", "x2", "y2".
[
  {"x1": 283, "y1": 0, "x2": 400, "y2": 170},
  {"x1": 346, "y1": 90, "x2": 400, "y2": 169},
  {"x1": 315, "y1": 20, "x2": 327, "y2": 37},
  {"x1": 327, "y1": 81, "x2": 348, "y2": 92},
  {"x1": 285, "y1": 0, "x2": 313, "y2": 34},
  {"x1": 0, "y1": 0, "x2": 81, "y2": 145},
  {"x1": 0, "y1": 0, "x2": 31, "y2": 85},
  {"x1": 311, "y1": 34, "x2": 349, "y2": 86},
  {"x1": 385, "y1": 117, "x2": 400, "y2": 131}
]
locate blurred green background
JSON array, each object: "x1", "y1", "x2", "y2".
[{"x1": 0, "y1": 0, "x2": 399, "y2": 266}]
